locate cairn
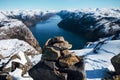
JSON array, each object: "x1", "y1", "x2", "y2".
[{"x1": 29, "y1": 36, "x2": 86, "y2": 80}]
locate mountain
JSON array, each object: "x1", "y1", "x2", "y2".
[
  {"x1": 58, "y1": 8, "x2": 120, "y2": 40},
  {"x1": 2, "y1": 10, "x2": 56, "y2": 27}
]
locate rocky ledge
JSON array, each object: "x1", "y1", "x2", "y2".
[
  {"x1": 0, "y1": 17, "x2": 41, "y2": 53},
  {"x1": 29, "y1": 36, "x2": 86, "y2": 80}
]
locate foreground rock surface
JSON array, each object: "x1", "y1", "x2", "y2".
[
  {"x1": 29, "y1": 36, "x2": 86, "y2": 80},
  {"x1": 0, "y1": 39, "x2": 41, "y2": 79}
]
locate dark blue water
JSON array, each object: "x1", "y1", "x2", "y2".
[{"x1": 29, "y1": 15, "x2": 87, "y2": 49}]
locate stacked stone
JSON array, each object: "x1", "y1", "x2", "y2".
[{"x1": 29, "y1": 36, "x2": 86, "y2": 80}]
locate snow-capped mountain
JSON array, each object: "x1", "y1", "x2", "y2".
[
  {"x1": 2, "y1": 10, "x2": 56, "y2": 27},
  {"x1": 58, "y1": 8, "x2": 120, "y2": 40}
]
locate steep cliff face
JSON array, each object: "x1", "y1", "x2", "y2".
[
  {"x1": 0, "y1": 13, "x2": 41, "y2": 53},
  {"x1": 58, "y1": 9, "x2": 120, "y2": 40}
]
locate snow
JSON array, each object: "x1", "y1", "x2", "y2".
[
  {"x1": 0, "y1": 39, "x2": 40, "y2": 68},
  {"x1": 59, "y1": 8, "x2": 120, "y2": 18},
  {"x1": 1, "y1": 38, "x2": 119, "y2": 80},
  {"x1": 0, "y1": 19, "x2": 23, "y2": 29},
  {"x1": 0, "y1": 12, "x2": 8, "y2": 21},
  {"x1": 6, "y1": 51, "x2": 27, "y2": 68},
  {"x1": 2, "y1": 10, "x2": 57, "y2": 20},
  {"x1": 0, "y1": 39, "x2": 41, "y2": 80},
  {"x1": 9, "y1": 68, "x2": 33, "y2": 80},
  {"x1": 71, "y1": 40, "x2": 120, "y2": 80}
]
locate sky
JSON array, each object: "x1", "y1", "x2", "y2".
[{"x1": 0, "y1": 0, "x2": 120, "y2": 10}]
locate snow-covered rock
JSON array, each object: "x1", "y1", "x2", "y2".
[
  {"x1": 0, "y1": 39, "x2": 41, "y2": 80},
  {"x1": 0, "y1": 18, "x2": 41, "y2": 53}
]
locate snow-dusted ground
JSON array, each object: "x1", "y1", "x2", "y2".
[
  {"x1": 1, "y1": 39, "x2": 118, "y2": 80},
  {"x1": 71, "y1": 39, "x2": 120, "y2": 80},
  {"x1": 0, "y1": 39, "x2": 41, "y2": 80}
]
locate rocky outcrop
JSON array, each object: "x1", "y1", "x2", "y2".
[
  {"x1": 0, "y1": 39, "x2": 41, "y2": 80},
  {"x1": 58, "y1": 9, "x2": 120, "y2": 40},
  {"x1": 103, "y1": 53, "x2": 120, "y2": 80},
  {"x1": 0, "y1": 19, "x2": 41, "y2": 53},
  {"x1": 29, "y1": 36, "x2": 86, "y2": 80},
  {"x1": 111, "y1": 53, "x2": 120, "y2": 74}
]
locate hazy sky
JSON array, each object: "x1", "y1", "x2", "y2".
[{"x1": 0, "y1": 0, "x2": 120, "y2": 10}]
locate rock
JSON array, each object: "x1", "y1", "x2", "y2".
[
  {"x1": 0, "y1": 73, "x2": 12, "y2": 80},
  {"x1": 29, "y1": 36, "x2": 86, "y2": 80},
  {"x1": 0, "y1": 39, "x2": 41, "y2": 79},
  {"x1": 29, "y1": 61, "x2": 67, "y2": 80},
  {"x1": 45, "y1": 36, "x2": 72, "y2": 50},
  {"x1": 0, "y1": 19, "x2": 41, "y2": 53},
  {"x1": 42, "y1": 47, "x2": 61, "y2": 61},
  {"x1": 58, "y1": 59, "x2": 86, "y2": 80},
  {"x1": 59, "y1": 55, "x2": 80, "y2": 67},
  {"x1": 111, "y1": 53, "x2": 120, "y2": 74},
  {"x1": 45, "y1": 36, "x2": 65, "y2": 46},
  {"x1": 61, "y1": 50, "x2": 75, "y2": 56},
  {"x1": 53, "y1": 41, "x2": 72, "y2": 50}
]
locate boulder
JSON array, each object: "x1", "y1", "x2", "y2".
[
  {"x1": 0, "y1": 19, "x2": 41, "y2": 53},
  {"x1": 111, "y1": 53, "x2": 120, "y2": 74}
]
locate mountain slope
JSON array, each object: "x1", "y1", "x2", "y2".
[{"x1": 58, "y1": 8, "x2": 120, "y2": 40}]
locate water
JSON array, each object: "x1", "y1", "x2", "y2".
[{"x1": 29, "y1": 15, "x2": 87, "y2": 49}]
